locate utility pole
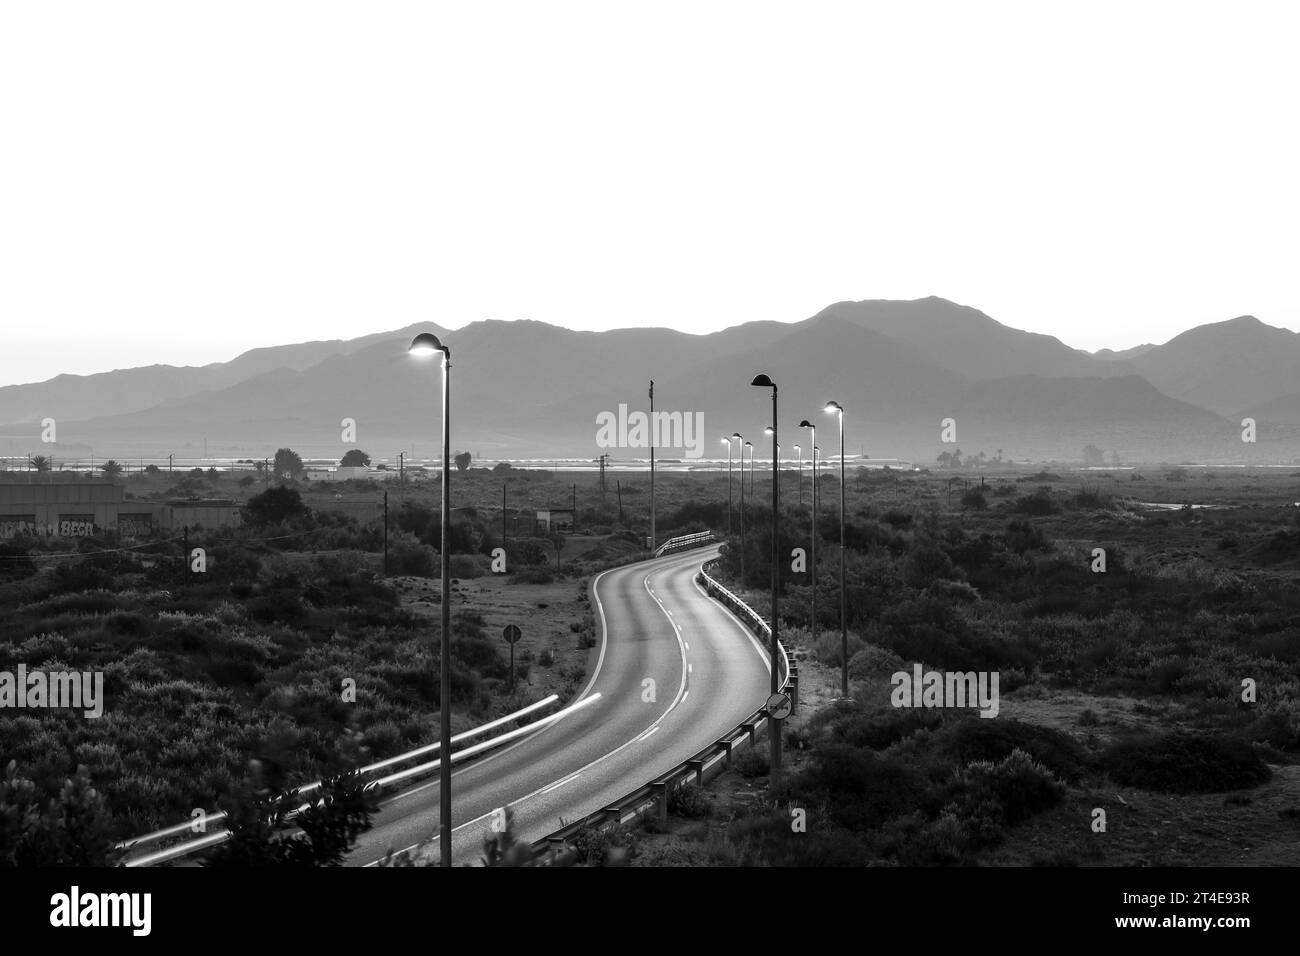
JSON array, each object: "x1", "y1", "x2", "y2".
[
  {"x1": 617, "y1": 480, "x2": 623, "y2": 525},
  {"x1": 572, "y1": 483, "x2": 576, "y2": 523},
  {"x1": 502, "y1": 480, "x2": 507, "y2": 543},
  {"x1": 383, "y1": 491, "x2": 389, "y2": 576},
  {"x1": 399, "y1": 451, "x2": 405, "y2": 499}
]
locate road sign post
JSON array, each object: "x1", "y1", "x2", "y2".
[
  {"x1": 503, "y1": 624, "x2": 522, "y2": 692},
  {"x1": 766, "y1": 691, "x2": 791, "y2": 776}
]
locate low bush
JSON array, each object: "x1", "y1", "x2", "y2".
[
  {"x1": 733, "y1": 746, "x2": 769, "y2": 778},
  {"x1": 932, "y1": 718, "x2": 1089, "y2": 783},
  {"x1": 668, "y1": 783, "x2": 710, "y2": 819},
  {"x1": 1102, "y1": 732, "x2": 1272, "y2": 793},
  {"x1": 952, "y1": 748, "x2": 1067, "y2": 828}
]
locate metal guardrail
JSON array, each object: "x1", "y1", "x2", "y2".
[
  {"x1": 119, "y1": 528, "x2": 756, "y2": 867},
  {"x1": 652, "y1": 530, "x2": 714, "y2": 558},
  {"x1": 525, "y1": 554, "x2": 797, "y2": 862},
  {"x1": 117, "y1": 693, "x2": 570, "y2": 866}
]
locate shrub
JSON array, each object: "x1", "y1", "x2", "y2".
[
  {"x1": 243, "y1": 486, "x2": 310, "y2": 528},
  {"x1": 960, "y1": 489, "x2": 987, "y2": 510},
  {"x1": 794, "y1": 745, "x2": 928, "y2": 830},
  {"x1": 883, "y1": 809, "x2": 974, "y2": 866},
  {"x1": 448, "y1": 554, "x2": 485, "y2": 579},
  {"x1": 1102, "y1": 732, "x2": 1272, "y2": 793},
  {"x1": 819, "y1": 706, "x2": 943, "y2": 750},
  {"x1": 954, "y1": 748, "x2": 1066, "y2": 827},
  {"x1": 668, "y1": 783, "x2": 710, "y2": 819},
  {"x1": 1004, "y1": 519, "x2": 1048, "y2": 554},
  {"x1": 933, "y1": 718, "x2": 1088, "y2": 783},
  {"x1": 1013, "y1": 488, "x2": 1058, "y2": 516},
  {"x1": 903, "y1": 542, "x2": 958, "y2": 587},
  {"x1": 812, "y1": 630, "x2": 867, "y2": 667},
  {"x1": 388, "y1": 533, "x2": 436, "y2": 577},
  {"x1": 847, "y1": 644, "x2": 905, "y2": 680},
  {"x1": 733, "y1": 746, "x2": 769, "y2": 778}
]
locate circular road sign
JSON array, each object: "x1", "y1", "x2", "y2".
[
  {"x1": 766, "y1": 692, "x2": 792, "y2": 720},
  {"x1": 503, "y1": 624, "x2": 522, "y2": 645}
]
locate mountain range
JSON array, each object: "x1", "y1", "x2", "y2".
[{"x1": 2, "y1": 297, "x2": 1298, "y2": 466}]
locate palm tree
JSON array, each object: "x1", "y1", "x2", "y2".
[
  {"x1": 101, "y1": 460, "x2": 123, "y2": 477},
  {"x1": 29, "y1": 455, "x2": 50, "y2": 472}
]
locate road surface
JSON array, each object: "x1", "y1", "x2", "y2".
[{"x1": 345, "y1": 544, "x2": 773, "y2": 866}]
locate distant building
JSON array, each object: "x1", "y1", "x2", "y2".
[
  {"x1": 0, "y1": 477, "x2": 241, "y2": 538},
  {"x1": 305, "y1": 466, "x2": 374, "y2": 482},
  {"x1": 536, "y1": 508, "x2": 574, "y2": 533}
]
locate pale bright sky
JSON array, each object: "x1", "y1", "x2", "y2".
[{"x1": 3, "y1": 1, "x2": 1298, "y2": 386}]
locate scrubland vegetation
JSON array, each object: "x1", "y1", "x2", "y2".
[{"x1": 3, "y1": 463, "x2": 1297, "y2": 865}]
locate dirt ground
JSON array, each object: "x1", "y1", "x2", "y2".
[{"x1": 389, "y1": 570, "x2": 596, "y2": 711}]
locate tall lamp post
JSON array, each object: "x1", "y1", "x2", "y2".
[
  {"x1": 722, "y1": 436, "x2": 734, "y2": 535},
  {"x1": 734, "y1": 433, "x2": 745, "y2": 583},
  {"x1": 745, "y1": 440, "x2": 754, "y2": 499},
  {"x1": 824, "y1": 400, "x2": 847, "y2": 699},
  {"x1": 752, "y1": 375, "x2": 781, "y2": 774},
  {"x1": 409, "y1": 331, "x2": 453, "y2": 867},
  {"x1": 649, "y1": 380, "x2": 656, "y2": 553},
  {"x1": 800, "y1": 420, "x2": 817, "y2": 655},
  {"x1": 793, "y1": 444, "x2": 802, "y2": 507}
]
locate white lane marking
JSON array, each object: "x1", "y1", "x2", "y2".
[
  {"x1": 383, "y1": 563, "x2": 624, "y2": 796},
  {"x1": 367, "y1": 549, "x2": 711, "y2": 865},
  {"x1": 688, "y1": 664, "x2": 692, "y2": 673},
  {"x1": 384, "y1": 695, "x2": 603, "y2": 803},
  {"x1": 637, "y1": 726, "x2": 659, "y2": 742},
  {"x1": 541, "y1": 772, "x2": 582, "y2": 795},
  {"x1": 684, "y1": 642, "x2": 690, "y2": 650}
]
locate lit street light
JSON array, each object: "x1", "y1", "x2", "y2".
[
  {"x1": 824, "y1": 400, "x2": 847, "y2": 699},
  {"x1": 751, "y1": 374, "x2": 782, "y2": 775},
  {"x1": 409, "y1": 330, "x2": 453, "y2": 867},
  {"x1": 799, "y1": 420, "x2": 818, "y2": 659},
  {"x1": 793, "y1": 444, "x2": 802, "y2": 507},
  {"x1": 735, "y1": 434, "x2": 746, "y2": 582},
  {"x1": 721, "y1": 436, "x2": 735, "y2": 535},
  {"x1": 744, "y1": 440, "x2": 754, "y2": 500}
]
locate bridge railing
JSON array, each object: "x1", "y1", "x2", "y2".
[
  {"x1": 525, "y1": 553, "x2": 797, "y2": 862},
  {"x1": 116, "y1": 693, "x2": 579, "y2": 866}
]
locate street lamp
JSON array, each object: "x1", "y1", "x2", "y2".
[
  {"x1": 751, "y1": 374, "x2": 782, "y2": 775},
  {"x1": 793, "y1": 444, "x2": 802, "y2": 507},
  {"x1": 800, "y1": 420, "x2": 817, "y2": 657},
  {"x1": 744, "y1": 440, "x2": 754, "y2": 500},
  {"x1": 764, "y1": 426, "x2": 780, "y2": 501},
  {"x1": 722, "y1": 436, "x2": 735, "y2": 535},
  {"x1": 734, "y1": 433, "x2": 746, "y2": 582},
  {"x1": 824, "y1": 400, "x2": 847, "y2": 699},
  {"x1": 409, "y1": 330, "x2": 453, "y2": 867}
]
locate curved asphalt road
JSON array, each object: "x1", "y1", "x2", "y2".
[{"x1": 346, "y1": 545, "x2": 772, "y2": 866}]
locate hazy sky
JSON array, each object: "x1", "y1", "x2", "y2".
[{"x1": 3, "y1": 1, "x2": 1298, "y2": 386}]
